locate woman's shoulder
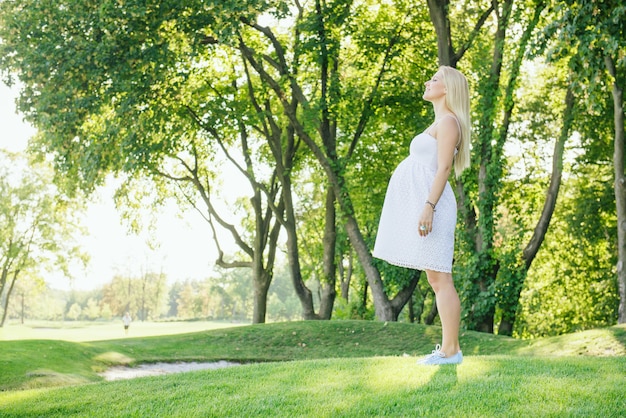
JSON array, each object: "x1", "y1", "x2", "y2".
[
  {"x1": 434, "y1": 114, "x2": 460, "y2": 139},
  {"x1": 438, "y1": 113, "x2": 460, "y2": 129}
]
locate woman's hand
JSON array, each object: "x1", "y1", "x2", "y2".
[{"x1": 418, "y1": 205, "x2": 435, "y2": 236}]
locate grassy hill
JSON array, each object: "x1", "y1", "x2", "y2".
[{"x1": 1, "y1": 320, "x2": 625, "y2": 417}]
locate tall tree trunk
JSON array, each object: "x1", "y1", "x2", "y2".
[
  {"x1": 519, "y1": 10, "x2": 561, "y2": 270},
  {"x1": 361, "y1": 280, "x2": 368, "y2": 312},
  {"x1": 318, "y1": 186, "x2": 337, "y2": 319},
  {"x1": 428, "y1": 0, "x2": 495, "y2": 68},
  {"x1": 339, "y1": 249, "x2": 353, "y2": 301},
  {"x1": 0, "y1": 265, "x2": 8, "y2": 326},
  {"x1": 252, "y1": 268, "x2": 272, "y2": 324},
  {"x1": 473, "y1": 0, "x2": 515, "y2": 334},
  {"x1": 605, "y1": 55, "x2": 626, "y2": 323},
  {"x1": 282, "y1": 175, "x2": 317, "y2": 319},
  {"x1": 251, "y1": 189, "x2": 281, "y2": 324},
  {"x1": 427, "y1": 0, "x2": 455, "y2": 65}
]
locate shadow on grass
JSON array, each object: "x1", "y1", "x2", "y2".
[
  {"x1": 430, "y1": 363, "x2": 458, "y2": 388},
  {"x1": 609, "y1": 324, "x2": 626, "y2": 351}
]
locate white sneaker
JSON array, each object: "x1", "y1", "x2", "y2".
[{"x1": 417, "y1": 344, "x2": 463, "y2": 365}]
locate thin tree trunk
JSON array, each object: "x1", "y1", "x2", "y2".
[
  {"x1": 318, "y1": 186, "x2": 337, "y2": 319},
  {"x1": 424, "y1": 299, "x2": 438, "y2": 325},
  {"x1": 314, "y1": 0, "x2": 337, "y2": 320},
  {"x1": 605, "y1": 55, "x2": 626, "y2": 323},
  {"x1": 0, "y1": 266, "x2": 8, "y2": 327},
  {"x1": 523, "y1": 88, "x2": 573, "y2": 267},
  {"x1": 0, "y1": 270, "x2": 19, "y2": 327},
  {"x1": 408, "y1": 294, "x2": 415, "y2": 323},
  {"x1": 339, "y1": 250, "x2": 353, "y2": 301},
  {"x1": 361, "y1": 280, "x2": 368, "y2": 312},
  {"x1": 389, "y1": 270, "x2": 421, "y2": 321},
  {"x1": 282, "y1": 176, "x2": 317, "y2": 319},
  {"x1": 414, "y1": 287, "x2": 427, "y2": 323}
]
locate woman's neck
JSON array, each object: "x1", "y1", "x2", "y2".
[{"x1": 432, "y1": 101, "x2": 451, "y2": 120}]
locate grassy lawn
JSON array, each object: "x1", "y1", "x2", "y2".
[{"x1": 1, "y1": 320, "x2": 625, "y2": 417}]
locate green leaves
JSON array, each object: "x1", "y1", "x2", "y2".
[{"x1": 0, "y1": 151, "x2": 87, "y2": 323}]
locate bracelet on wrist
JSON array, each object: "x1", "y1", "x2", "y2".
[{"x1": 425, "y1": 200, "x2": 436, "y2": 211}]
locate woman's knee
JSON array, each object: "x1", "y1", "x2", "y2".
[{"x1": 425, "y1": 271, "x2": 452, "y2": 292}]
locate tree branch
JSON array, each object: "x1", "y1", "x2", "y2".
[
  {"x1": 522, "y1": 87, "x2": 573, "y2": 268},
  {"x1": 452, "y1": 3, "x2": 496, "y2": 63},
  {"x1": 347, "y1": 17, "x2": 406, "y2": 159}
]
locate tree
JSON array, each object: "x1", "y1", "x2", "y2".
[
  {"x1": 0, "y1": 0, "x2": 284, "y2": 323},
  {"x1": 496, "y1": 62, "x2": 576, "y2": 335},
  {"x1": 0, "y1": 152, "x2": 86, "y2": 326},
  {"x1": 515, "y1": 163, "x2": 619, "y2": 337},
  {"x1": 100, "y1": 269, "x2": 167, "y2": 320},
  {"x1": 6, "y1": 275, "x2": 44, "y2": 323},
  {"x1": 83, "y1": 298, "x2": 101, "y2": 320},
  {"x1": 545, "y1": 0, "x2": 626, "y2": 323},
  {"x1": 66, "y1": 303, "x2": 82, "y2": 321},
  {"x1": 136, "y1": 269, "x2": 167, "y2": 321}
]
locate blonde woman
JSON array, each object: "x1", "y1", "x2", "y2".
[{"x1": 373, "y1": 66, "x2": 471, "y2": 365}]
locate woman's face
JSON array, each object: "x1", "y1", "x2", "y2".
[{"x1": 423, "y1": 71, "x2": 446, "y2": 102}]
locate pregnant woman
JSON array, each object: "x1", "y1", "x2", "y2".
[{"x1": 373, "y1": 66, "x2": 471, "y2": 365}]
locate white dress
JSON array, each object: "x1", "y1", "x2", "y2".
[{"x1": 373, "y1": 131, "x2": 457, "y2": 273}]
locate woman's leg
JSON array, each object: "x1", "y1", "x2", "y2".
[{"x1": 425, "y1": 269, "x2": 461, "y2": 356}]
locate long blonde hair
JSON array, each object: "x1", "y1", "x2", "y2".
[{"x1": 439, "y1": 66, "x2": 471, "y2": 178}]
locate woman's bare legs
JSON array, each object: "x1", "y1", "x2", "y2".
[{"x1": 425, "y1": 269, "x2": 461, "y2": 356}]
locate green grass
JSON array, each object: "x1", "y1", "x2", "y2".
[
  {"x1": 1, "y1": 320, "x2": 625, "y2": 417},
  {"x1": 0, "y1": 319, "x2": 245, "y2": 342}
]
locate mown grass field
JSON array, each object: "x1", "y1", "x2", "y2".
[
  {"x1": 1, "y1": 320, "x2": 625, "y2": 417},
  {"x1": 0, "y1": 319, "x2": 246, "y2": 342}
]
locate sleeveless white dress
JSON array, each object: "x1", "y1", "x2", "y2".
[{"x1": 373, "y1": 131, "x2": 457, "y2": 273}]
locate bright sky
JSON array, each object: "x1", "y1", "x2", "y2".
[{"x1": 1, "y1": 83, "x2": 219, "y2": 291}]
